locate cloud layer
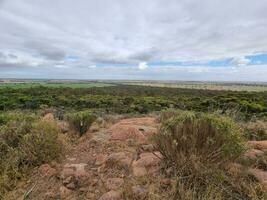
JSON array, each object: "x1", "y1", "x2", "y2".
[{"x1": 0, "y1": 0, "x2": 267, "y2": 81}]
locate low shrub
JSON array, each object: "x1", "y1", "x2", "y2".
[
  {"x1": 153, "y1": 111, "x2": 265, "y2": 199},
  {"x1": 0, "y1": 117, "x2": 62, "y2": 198},
  {"x1": 65, "y1": 110, "x2": 96, "y2": 136},
  {"x1": 243, "y1": 120, "x2": 267, "y2": 141}
]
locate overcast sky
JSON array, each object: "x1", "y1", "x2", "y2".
[{"x1": 0, "y1": 0, "x2": 267, "y2": 81}]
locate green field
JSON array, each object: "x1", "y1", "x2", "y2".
[
  {"x1": 0, "y1": 82, "x2": 113, "y2": 89},
  {"x1": 123, "y1": 81, "x2": 267, "y2": 92}
]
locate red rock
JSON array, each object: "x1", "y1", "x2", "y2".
[
  {"x1": 95, "y1": 154, "x2": 107, "y2": 166},
  {"x1": 248, "y1": 141, "x2": 267, "y2": 150},
  {"x1": 58, "y1": 121, "x2": 69, "y2": 133},
  {"x1": 43, "y1": 113, "x2": 55, "y2": 121},
  {"x1": 105, "y1": 178, "x2": 124, "y2": 190},
  {"x1": 38, "y1": 164, "x2": 57, "y2": 177},
  {"x1": 60, "y1": 186, "x2": 72, "y2": 199},
  {"x1": 248, "y1": 168, "x2": 267, "y2": 183},
  {"x1": 66, "y1": 182, "x2": 76, "y2": 190},
  {"x1": 60, "y1": 167, "x2": 75, "y2": 180},
  {"x1": 86, "y1": 192, "x2": 96, "y2": 199},
  {"x1": 141, "y1": 144, "x2": 154, "y2": 152},
  {"x1": 133, "y1": 167, "x2": 147, "y2": 177},
  {"x1": 99, "y1": 190, "x2": 122, "y2": 200},
  {"x1": 106, "y1": 152, "x2": 132, "y2": 168},
  {"x1": 160, "y1": 178, "x2": 171, "y2": 186},
  {"x1": 108, "y1": 117, "x2": 158, "y2": 142},
  {"x1": 243, "y1": 149, "x2": 264, "y2": 160},
  {"x1": 132, "y1": 152, "x2": 162, "y2": 168}
]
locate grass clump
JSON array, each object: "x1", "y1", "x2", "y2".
[
  {"x1": 153, "y1": 110, "x2": 265, "y2": 199},
  {"x1": 0, "y1": 116, "x2": 62, "y2": 198},
  {"x1": 65, "y1": 110, "x2": 96, "y2": 136}
]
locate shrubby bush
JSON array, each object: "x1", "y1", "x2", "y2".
[
  {"x1": 0, "y1": 116, "x2": 62, "y2": 197},
  {"x1": 65, "y1": 110, "x2": 96, "y2": 136},
  {"x1": 153, "y1": 111, "x2": 265, "y2": 199},
  {"x1": 0, "y1": 112, "x2": 36, "y2": 126},
  {"x1": 154, "y1": 111, "x2": 246, "y2": 168},
  {"x1": 244, "y1": 120, "x2": 267, "y2": 140}
]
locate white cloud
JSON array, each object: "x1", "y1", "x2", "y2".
[
  {"x1": 138, "y1": 62, "x2": 148, "y2": 70},
  {"x1": 231, "y1": 56, "x2": 250, "y2": 67}
]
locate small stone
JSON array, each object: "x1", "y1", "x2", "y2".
[
  {"x1": 99, "y1": 190, "x2": 122, "y2": 200},
  {"x1": 43, "y1": 113, "x2": 55, "y2": 121},
  {"x1": 38, "y1": 164, "x2": 57, "y2": 177},
  {"x1": 105, "y1": 178, "x2": 124, "y2": 190},
  {"x1": 141, "y1": 144, "x2": 154, "y2": 152},
  {"x1": 95, "y1": 154, "x2": 107, "y2": 166},
  {"x1": 132, "y1": 185, "x2": 148, "y2": 199},
  {"x1": 91, "y1": 178, "x2": 98, "y2": 186},
  {"x1": 79, "y1": 187, "x2": 88, "y2": 192},
  {"x1": 66, "y1": 182, "x2": 76, "y2": 190},
  {"x1": 89, "y1": 122, "x2": 99, "y2": 132},
  {"x1": 58, "y1": 121, "x2": 69, "y2": 133},
  {"x1": 133, "y1": 167, "x2": 147, "y2": 177},
  {"x1": 60, "y1": 168, "x2": 75, "y2": 180},
  {"x1": 86, "y1": 192, "x2": 96, "y2": 199},
  {"x1": 60, "y1": 186, "x2": 72, "y2": 199},
  {"x1": 160, "y1": 178, "x2": 171, "y2": 186},
  {"x1": 106, "y1": 152, "x2": 132, "y2": 168},
  {"x1": 63, "y1": 176, "x2": 73, "y2": 185}
]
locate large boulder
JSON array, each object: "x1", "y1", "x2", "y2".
[{"x1": 108, "y1": 117, "x2": 158, "y2": 142}]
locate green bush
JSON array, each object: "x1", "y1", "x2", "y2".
[
  {"x1": 153, "y1": 111, "x2": 264, "y2": 199},
  {"x1": 65, "y1": 110, "x2": 96, "y2": 136},
  {"x1": 0, "y1": 118, "x2": 62, "y2": 197},
  {"x1": 154, "y1": 111, "x2": 246, "y2": 168}
]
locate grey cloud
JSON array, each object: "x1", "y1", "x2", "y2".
[
  {"x1": 24, "y1": 40, "x2": 66, "y2": 61},
  {"x1": 0, "y1": 0, "x2": 267, "y2": 80}
]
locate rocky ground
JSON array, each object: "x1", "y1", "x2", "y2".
[
  {"x1": 5, "y1": 115, "x2": 267, "y2": 200},
  {"x1": 6, "y1": 116, "x2": 173, "y2": 200}
]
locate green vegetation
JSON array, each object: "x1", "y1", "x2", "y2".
[
  {"x1": 0, "y1": 82, "x2": 266, "y2": 199},
  {"x1": 0, "y1": 85, "x2": 266, "y2": 119},
  {"x1": 153, "y1": 110, "x2": 264, "y2": 199},
  {"x1": 65, "y1": 110, "x2": 96, "y2": 135},
  {"x1": 0, "y1": 115, "x2": 62, "y2": 198},
  {"x1": 124, "y1": 81, "x2": 267, "y2": 92}
]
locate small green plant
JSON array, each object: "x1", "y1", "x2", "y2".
[{"x1": 65, "y1": 110, "x2": 96, "y2": 136}]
